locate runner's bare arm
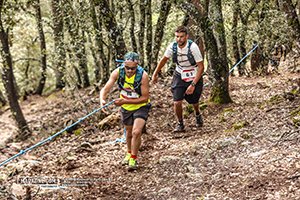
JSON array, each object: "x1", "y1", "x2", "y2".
[
  {"x1": 151, "y1": 56, "x2": 169, "y2": 84},
  {"x1": 100, "y1": 69, "x2": 118, "y2": 106},
  {"x1": 192, "y1": 61, "x2": 204, "y2": 85}
]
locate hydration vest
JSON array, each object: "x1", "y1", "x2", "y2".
[
  {"x1": 117, "y1": 64, "x2": 144, "y2": 96},
  {"x1": 172, "y1": 39, "x2": 196, "y2": 66}
]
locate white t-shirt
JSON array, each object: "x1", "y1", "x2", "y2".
[{"x1": 164, "y1": 41, "x2": 203, "y2": 68}]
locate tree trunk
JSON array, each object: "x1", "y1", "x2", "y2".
[
  {"x1": 145, "y1": 0, "x2": 153, "y2": 73},
  {"x1": 208, "y1": 0, "x2": 231, "y2": 103},
  {"x1": 126, "y1": 0, "x2": 138, "y2": 53},
  {"x1": 0, "y1": 2, "x2": 31, "y2": 139},
  {"x1": 152, "y1": 0, "x2": 172, "y2": 70},
  {"x1": 138, "y1": 0, "x2": 145, "y2": 66},
  {"x1": 182, "y1": 0, "x2": 205, "y2": 58},
  {"x1": 73, "y1": 66, "x2": 82, "y2": 89},
  {"x1": 78, "y1": 30, "x2": 90, "y2": 88},
  {"x1": 180, "y1": 1, "x2": 232, "y2": 104},
  {"x1": 90, "y1": 0, "x2": 109, "y2": 83},
  {"x1": 97, "y1": 0, "x2": 127, "y2": 60},
  {"x1": 0, "y1": 89, "x2": 6, "y2": 106},
  {"x1": 257, "y1": 0, "x2": 269, "y2": 74},
  {"x1": 277, "y1": 0, "x2": 300, "y2": 47},
  {"x1": 51, "y1": 0, "x2": 66, "y2": 89},
  {"x1": 250, "y1": 42, "x2": 261, "y2": 72},
  {"x1": 33, "y1": 0, "x2": 47, "y2": 95},
  {"x1": 231, "y1": 0, "x2": 241, "y2": 70},
  {"x1": 238, "y1": 25, "x2": 247, "y2": 76},
  {"x1": 65, "y1": 46, "x2": 82, "y2": 89},
  {"x1": 64, "y1": 0, "x2": 90, "y2": 88},
  {"x1": 239, "y1": 2, "x2": 257, "y2": 75},
  {"x1": 87, "y1": 32, "x2": 101, "y2": 83}
]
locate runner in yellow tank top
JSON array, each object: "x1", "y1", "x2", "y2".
[
  {"x1": 120, "y1": 71, "x2": 150, "y2": 111},
  {"x1": 100, "y1": 52, "x2": 151, "y2": 171}
]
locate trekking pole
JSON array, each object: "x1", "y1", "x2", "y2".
[
  {"x1": 0, "y1": 100, "x2": 116, "y2": 168},
  {"x1": 228, "y1": 44, "x2": 259, "y2": 75},
  {"x1": 204, "y1": 44, "x2": 259, "y2": 88}
]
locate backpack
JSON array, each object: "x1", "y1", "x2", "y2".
[
  {"x1": 117, "y1": 64, "x2": 144, "y2": 96},
  {"x1": 172, "y1": 39, "x2": 196, "y2": 66}
]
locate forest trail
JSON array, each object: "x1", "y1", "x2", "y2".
[{"x1": 0, "y1": 64, "x2": 299, "y2": 199}]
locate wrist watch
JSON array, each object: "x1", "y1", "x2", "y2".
[{"x1": 191, "y1": 82, "x2": 196, "y2": 87}]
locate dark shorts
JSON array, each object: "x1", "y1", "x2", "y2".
[
  {"x1": 171, "y1": 72, "x2": 203, "y2": 104},
  {"x1": 120, "y1": 103, "x2": 151, "y2": 126}
]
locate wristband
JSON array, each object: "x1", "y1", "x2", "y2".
[{"x1": 191, "y1": 82, "x2": 196, "y2": 87}]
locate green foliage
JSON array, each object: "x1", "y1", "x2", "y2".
[
  {"x1": 210, "y1": 86, "x2": 232, "y2": 104},
  {"x1": 199, "y1": 102, "x2": 208, "y2": 111},
  {"x1": 196, "y1": 196, "x2": 205, "y2": 200},
  {"x1": 220, "y1": 107, "x2": 234, "y2": 122},
  {"x1": 73, "y1": 128, "x2": 82, "y2": 136},
  {"x1": 0, "y1": 0, "x2": 298, "y2": 97},
  {"x1": 292, "y1": 116, "x2": 300, "y2": 127},
  {"x1": 183, "y1": 104, "x2": 194, "y2": 117},
  {"x1": 290, "y1": 106, "x2": 300, "y2": 127},
  {"x1": 290, "y1": 106, "x2": 300, "y2": 117},
  {"x1": 223, "y1": 107, "x2": 234, "y2": 113},
  {"x1": 232, "y1": 121, "x2": 249, "y2": 130},
  {"x1": 267, "y1": 94, "x2": 284, "y2": 105},
  {"x1": 223, "y1": 0, "x2": 294, "y2": 66},
  {"x1": 291, "y1": 88, "x2": 299, "y2": 95}
]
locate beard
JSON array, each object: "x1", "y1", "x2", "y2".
[{"x1": 178, "y1": 40, "x2": 187, "y2": 47}]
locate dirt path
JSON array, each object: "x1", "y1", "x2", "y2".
[{"x1": 0, "y1": 70, "x2": 299, "y2": 199}]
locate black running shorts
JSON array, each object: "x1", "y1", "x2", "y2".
[
  {"x1": 120, "y1": 103, "x2": 151, "y2": 126},
  {"x1": 171, "y1": 72, "x2": 203, "y2": 104}
]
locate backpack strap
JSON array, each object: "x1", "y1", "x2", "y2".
[
  {"x1": 133, "y1": 66, "x2": 144, "y2": 96},
  {"x1": 117, "y1": 64, "x2": 126, "y2": 91},
  {"x1": 172, "y1": 42, "x2": 178, "y2": 65},
  {"x1": 117, "y1": 64, "x2": 144, "y2": 96},
  {"x1": 172, "y1": 40, "x2": 196, "y2": 66},
  {"x1": 187, "y1": 39, "x2": 196, "y2": 66}
]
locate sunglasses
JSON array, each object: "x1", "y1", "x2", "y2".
[{"x1": 125, "y1": 66, "x2": 137, "y2": 71}]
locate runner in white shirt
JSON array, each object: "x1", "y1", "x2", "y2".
[{"x1": 152, "y1": 26, "x2": 205, "y2": 132}]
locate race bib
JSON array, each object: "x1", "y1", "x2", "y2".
[
  {"x1": 181, "y1": 68, "x2": 197, "y2": 82},
  {"x1": 120, "y1": 89, "x2": 139, "y2": 99}
]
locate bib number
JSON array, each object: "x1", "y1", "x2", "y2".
[
  {"x1": 120, "y1": 89, "x2": 139, "y2": 99},
  {"x1": 181, "y1": 68, "x2": 197, "y2": 82}
]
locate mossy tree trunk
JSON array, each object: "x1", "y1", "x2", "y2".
[
  {"x1": 51, "y1": 0, "x2": 66, "y2": 89},
  {"x1": 138, "y1": 0, "x2": 145, "y2": 67},
  {"x1": 64, "y1": 0, "x2": 90, "y2": 88},
  {"x1": 126, "y1": 0, "x2": 138, "y2": 53},
  {"x1": 277, "y1": 0, "x2": 300, "y2": 48},
  {"x1": 0, "y1": 0, "x2": 31, "y2": 139},
  {"x1": 231, "y1": 0, "x2": 241, "y2": 69},
  {"x1": 238, "y1": 1, "x2": 257, "y2": 76},
  {"x1": 179, "y1": 0, "x2": 232, "y2": 104},
  {"x1": 256, "y1": 0, "x2": 271, "y2": 74},
  {"x1": 91, "y1": 0, "x2": 109, "y2": 83},
  {"x1": 97, "y1": 0, "x2": 127, "y2": 61},
  {"x1": 182, "y1": 0, "x2": 205, "y2": 58},
  {"x1": 250, "y1": 42, "x2": 261, "y2": 72},
  {"x1": 152, "y1": 0, "x2": 172, "y2": 71},
  {"x1": 33, "y1": 0, "x2": 47, "y2": 95},
  {"x1": 145, "y1": 0, "x2": 153, "y2": 73},
  {"x1": 0, "y1": 89, "x2": 6, "y2": 106}
]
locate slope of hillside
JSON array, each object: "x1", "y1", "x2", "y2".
[{"x1": 0, "y1": 65, "x2": 299, "y2": 199}]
